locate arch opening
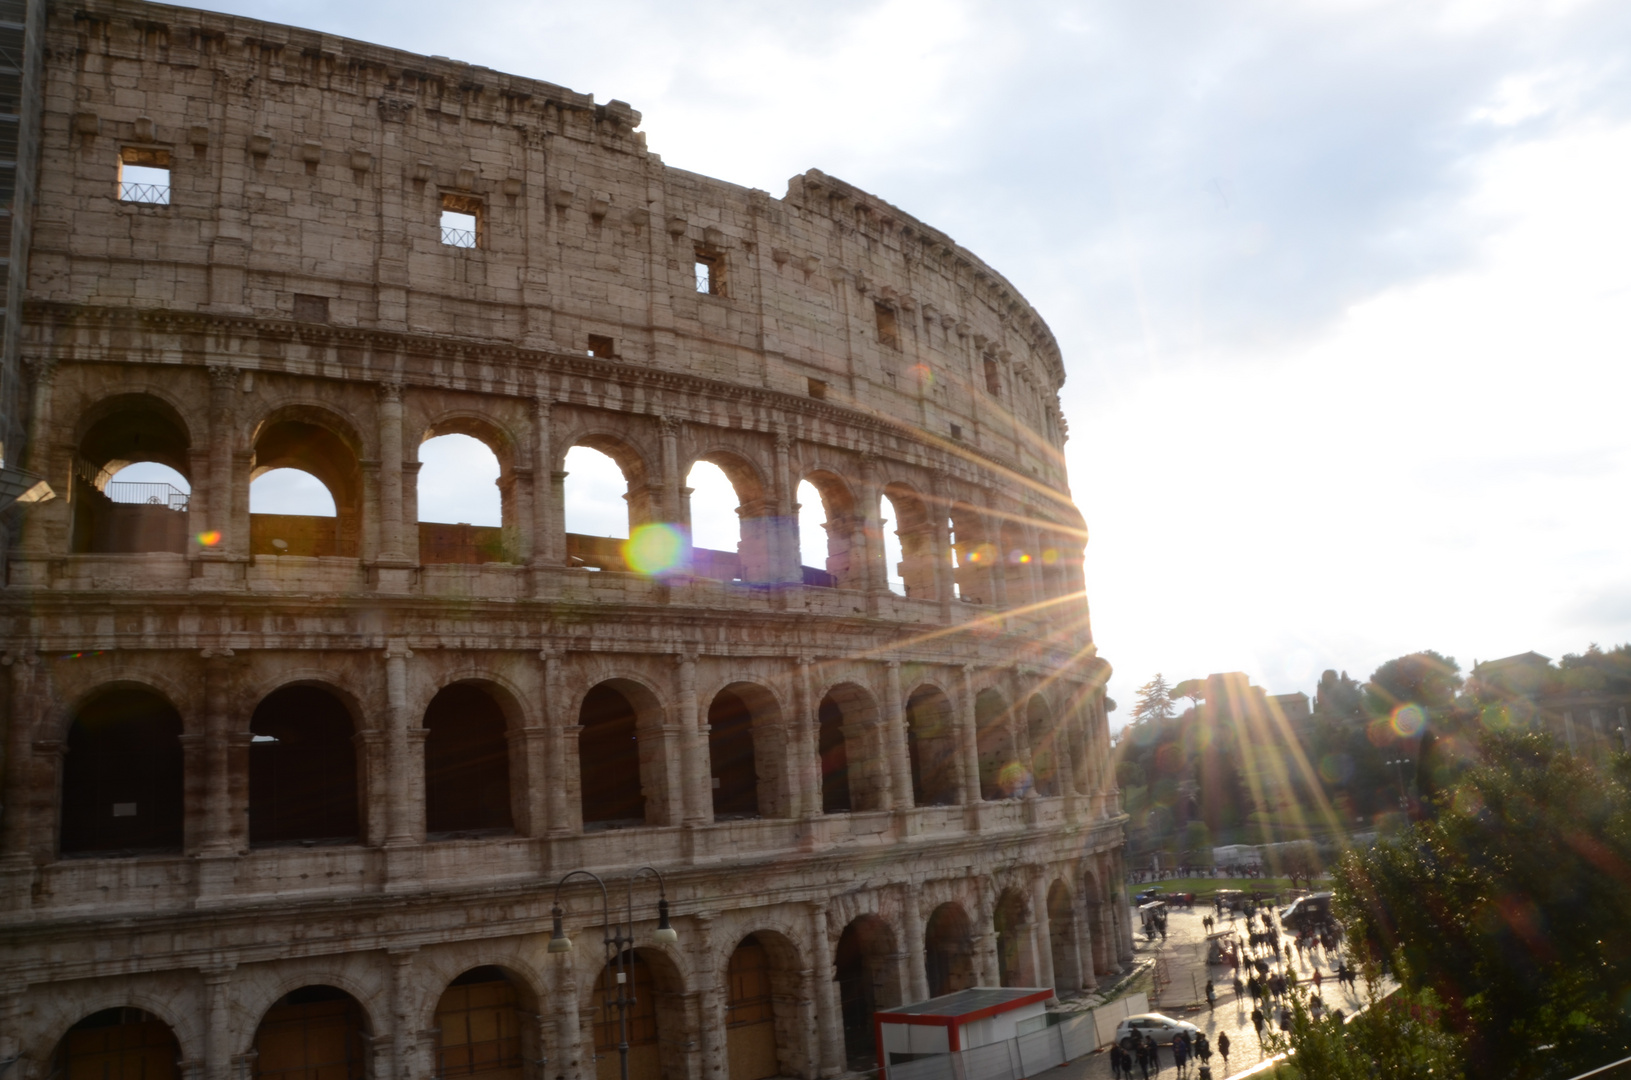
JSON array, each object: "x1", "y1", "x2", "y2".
[
  {"x1": 923, "y1": 903, "x2": 974, "y2": 998},
  {"x1": 818, "y1": 685, "x2": 886, "y2": 813},
  {"x1": 425, "y1": 684, "x2": 515, "y2": 837},
  {"x1": 49, "y1": 1007, "x2": 181, "y2": 1080},
  {"x1": 905, "y1": 687, "x2": 959, "y2": 807},
  {"x1": 726, "y1": 934, "x2": 800, "y2": 1080},
  {"x1": 72, "y1": 399, "x2": 192, "y2": 555},
  {"x1": 1027, "y1": 696, "x2": 1061, "y2": 798},
  {"x1": 564, "y1": 443, "x2": 638, "y2": 571},
  {"x1": 796, "y1": 479, "x2": 832, "y2": 587},
  {"x1": 593, "y1": 950, "x2": 684, "y2": 1080},
  {"x1": 949, "y1": 504, "x2": 993, "y2": 605},
  {"x1": 687, "y1": 455, "x2": 772, "y2": 584},
  {"x1": 249, "y1": 685, "x2": 360, "y2": 846},
  {"x1": 251, "y1": 414, "x2": 360, "y2": 557},
  {"x1": 1047, "y1": 881, "x2": 1083, "y2": 994},
  {"x1": 418, "y1": 433, "x2": 509, "y2": 564},
  {"x1": 61, "y1": 688, "x2": 184, "y2": 857},
  {"x1": 975, "y1": 690, "x2": 1021, "y2": 801},
  {"x1": 880, "y1": 485, "x2": 935, "y2": 599},
  {"x1": 1000, "y1": 521, "x2": 1032, "y2": 610},
  {"x1": 253, "y1": 986, "x2": 371, "y2": 1080},
  {"x1": 579, "y1": 684, "x2": 647, "y2": 828},
  {"x1": 993, "y1": 889, "x2": 1032, "y2": 988},
  {"x1": 798, "y1": 471, "x2": 862, "y2": 589},
  {"x1": 836, "y1": 916, "x2": 901, "y2": 1068},
  {"x1": 708, "y1": 685, "x2": 783, "y2": 820},
  {"x1": 434, "y1": 967, "x2": 531, "y2": 1080}
]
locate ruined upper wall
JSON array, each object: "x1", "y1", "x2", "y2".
[{"x1": 29, "y1": 0, "x2": 1071, "y2": 487}]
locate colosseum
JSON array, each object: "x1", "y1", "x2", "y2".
[{"x1": 0, "y1": 1, "x2": 1130, "y2": 1079}]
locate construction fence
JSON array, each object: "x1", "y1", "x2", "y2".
[{"x1": 887, "y1": 993, "x2": 1150, "y2": 1080}]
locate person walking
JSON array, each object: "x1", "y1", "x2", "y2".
[
  {"x1": 1136, "y1": 1038, "x2": 1150, "y2": 1079},
  {"x1": 1173, "y1": 1032, "x2": 1189, "y2": 1077},
  {"x1": 1110, "y1": 1042, "x2": 1123, "y2": 1080},
  {"x1": 1217, "y1": 1031, "x2": 1231, "y2": 1073},
  {"x1": 1206, "y1": 978, "x2": 1216, "y2": 1010},
  {"x1": 1312, "y1": 967, "x2": 1323, "y2": 993},
  {"x1": 1251, "y1": 1005, "x2": 1265, "y2": 1039}
]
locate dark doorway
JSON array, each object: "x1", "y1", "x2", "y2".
[
  {"x1": 835, "y1": 922, "x2": 881, "y2": 1068},
  {"x1": 906, "y1": 687, "x2": 958, "y2": 806},
  {"x1": 61, "y1": 689, "x2": 184, "y2": 856},
  {"x1": 708, "y1": 690, "x2": 759, "y2": 818},
  {"x1": 435, "y1": 967, "x2": 525, "y2": 1080},
  {"x1": 253, "y1": 986, "x2": 369, "y2": 1080},
  {"x1": 818, "y1": 696, "x2": 851, "y2": 813},
  {"x1": 580, "y1": 685, "x2": 645, "y2": 827},
  {"x1": 924, "y1": 903, "x2": 975, "y2": 998},
  {"x1": 425, "y1": 684, "x2": 513, "y2": 836},
  {"x1": 50, "y1": 1007, "x2": 180, "y2": 1080},
  {"x1": 249, "y1": 686, "x2": 360, "y2": 846}
]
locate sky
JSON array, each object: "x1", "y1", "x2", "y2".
[{"x1": 162, "y1": 0, "x2": 1631, "y2": 724}]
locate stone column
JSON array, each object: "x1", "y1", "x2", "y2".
[
  {"x1": 693, "y1": 913, "x2": 726, "y2": 1080},
  {"x1": 543, "y1": 650, "x2": 574, "y2": 837},
  {"x1": 903, "y1": 883, "x2": 928, "y2": 1002},
  {"x1": 390, "y1": 948, "x2": 418, "y2": 1080},
  {"x1": 0, "y1": 983, "x2": 23, "y2": 1077},
  {"x1": 203, "y1": 964, "x2": 235, "y2": 1080},
  {"x1": 957, "y1": 667, "x2": 982, "y2": 807},
  {"x1": 884, "y1": 661, "x2": 914, "y2": 811},
  {"x1": 179, "y1": 732, "x2": 208, "y2": 855},
  {"x1": 987, "y1": 512, "x2": 1009, "y2": 610},
  {"x1": 1073, "y1": 906, "x2": 1097, "y2": 990},
  {"x1": 773, "y1": 432, "x2": 802, "y2": 584},
  {"x1": 207, "y1": 365, "x2": 238, "y2": 549},
  {"x1": 793, "y1": 657, "x2": 819, "y2": 820},
  {"x1": 928, "y1": 471, "x2": 953, "y2": 621},
  {"x1": 678, "y1": 654, "x2": 711, "y2": 826},
  {"x1": 808, "y1": 901, "x2": 844, "y2": 1078},
  {"x1": 658, "y1": 416, "x2": 687, "y2": 529},
  {"x1": 547, "y1": 945, "x2": 584, "y2": 1080},
  {"x1": 1029, "y1": 872, "x2": 1055, "y2": 991},
  {"x1": 0, "y1": 655, "x2": 36, "y2": 883},
  {"x1": 530, "y1": 399, "x2": 558, "y2": 568},
  {"x1": 856, "y1": 455, "x2": 888, "y2": 599},
  {"x1": 376, "y1": 381, "x2": 406, "y2": 562},
  {"x1": 199, "y1": 652, "x2": 235, "y2": 855},
  {"x1": 512, "y1": 723, "x2": 551, "y2": 839},
  {"x1": 384, "y1": 642, "x2": 421, "y2": 846}
]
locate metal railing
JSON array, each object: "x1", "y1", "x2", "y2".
[
  {"x1": 119, "y1": 181, "x2": 170, "y2": 205},
  {"x1": 441, "y1": 225, "x2": 476, "y2": 248},
  {"x1": 105, "y1": 481, "x2": 188, "y2": 511}
]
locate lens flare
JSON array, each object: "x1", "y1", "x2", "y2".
[
  {"x1": 196, "y1": 530, "x2": 222, "y2": 547},
  {"x1": 1041, "y1": 548, "x2": 1059, "y2": 565},
  {"x1": 1008, "y1": 549, "x2": 1031, "y2": 565},
  {"x1": 1391, "y1": 704, "x2": 1427, "y2": 738},
  {"x1": 997, "y1": 760, "x2": 1030, "y2": 795},
  {"x1": 622, "y1": 523, "x2": 686, "y2": 575}
]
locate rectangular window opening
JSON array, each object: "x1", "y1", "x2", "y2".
[
  {"x1": 118, "y1": 147, "x2": 170, "y2": 204},
  {"x1": 949, "y1": 423, "x2": 962, "y2": 440},
  {"x1": 587, "y1": 334, "x2": 615, "y2": 359},
  {"x1": 441, "y1": 193, "x2": 482, "y2": 248},
  {"x1": 983, "y1": 356, "x2": 1002, "y2": 397},
  {"x1": 695, "y1": 249, "x2": 725, "y2": 295},
  {"x1": 875, "y1": 302, "x2": 900, "y2": 350},
  {"x1": 807, "y1": 377, "x2": 827, "y2": 400},
  {"x1": 292, "y1": 294, "x2": 329, "y2": 324}
]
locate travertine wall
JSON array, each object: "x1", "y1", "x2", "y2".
[{"x1": 0, "y1": 1, "x2": 1129, "y2": 1076}]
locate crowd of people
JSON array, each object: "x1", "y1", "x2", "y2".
[{"x1": 1108, "y1": 1027, "x2": 1230, "y2": 1080}]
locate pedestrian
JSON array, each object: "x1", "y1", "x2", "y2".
[
  {"x1": 1174, "y1": 1033, "x2": 1189, "y2": 1077},
  {"x1": 1233, "y1": 975, "x2": 1244, "y2": 999},
  {"x1": 1136, "y1": 1040, "x2": 1149, "y2": 1080},
  {"x1": 1206, "y1": 979, "x2": 1216, "y2": 1010},
  {"x1": 1196, "y1": 1033, "x2": 1210, "y2": 1068},
  {"x1": 1217, "y1": 1032, "x2": 1231, "y2": 1072},
  {"x1": 1313, "y1": 968, "x2": 1323, "y2": 992},
  {"x1": 1251, "y1": 1006, "x2": 1265, "y2": 1038},
  {"x1": 1110, "y1": 1042, "x2": 1123, "y2": 1080},
  {"x1": 1280, "y1": 1007, "x2": 1292, "y2": 1032}
]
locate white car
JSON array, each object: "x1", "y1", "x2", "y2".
[{"x1": 1114, "y1": 1013, "x2": 1202, "y2": 1047}]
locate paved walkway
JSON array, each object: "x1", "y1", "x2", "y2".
[{"x1": 1040, "y1": 905, "x2": 1363, "y2": 1080}]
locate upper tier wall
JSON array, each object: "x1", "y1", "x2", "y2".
[{"x1": 29, "y1": 0, "x2": 1073, "y2": 491}]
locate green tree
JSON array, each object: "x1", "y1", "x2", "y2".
[
  {"x1": 1313, "y1": 731, "x2": 1631, "y2": 1079},
  {"x1": 1365, "y1": 650, "x2": 1462, "y2": 716},
  {"x1": 1131, "y1": 673, "x2": 1176, "y2": 724}
]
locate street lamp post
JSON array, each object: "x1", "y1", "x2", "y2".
[{"x1": 548, "y1": 867, "x2": 679, "y2": 1080}]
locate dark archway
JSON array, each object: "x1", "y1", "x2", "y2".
[
  {"x1": 579, "y1": 684, "x2": 646, "y2": 827},
  {"x1": 424, "y1": 684, "x2": 514, "y2": 837},
  {"x1": 253, "y1": 986, "x2": 370, "y2": 1080},
  {"x1": 61, "y1": 688, "x2": 184, "y2": 856},
  {"x1": 835, "y1": 915, "x2": 901, "y2": 1068},
  {"x1": 593, "y1": 949, "x2": 686, "y2": 1080},
  {"x1": 905, "y1": 686, "x2": 959, "y2": 806},
  {"x1": 923, "y1": 903, "x2": 975, "y2": 998},
  {"x1": 1027, "y1": 696, "x2": 1060, "y2": 797},
  {"x1": 975, "y1": 689, "x2": 1019, "y2": 801},
  {"x1": 250, "y1": 414, "x2": 363, "y2": 558},
  {"x1": 708, "y1": 689, "x2": 760, "y2": 819},
  {"x1": 249, "y1": 686, "x2": 360, "y2": 846},
  {"x1": 993, "y1": 889, "x2": 1031, "y2": 988},
  {"x1": 1047, "y1": 881, "x2": 1083, "y2": 993},
  {"x1": 817, "y1": 695, "x2": 851, "y2": 813},
  {"x1": 434, "y1": 966, "x2": 530, "y2": 1080},
  {"x1": 50, "y1": 1008, "x2": 180, "y2": 1080},
  {"x1": 725, "y1": 933, "x2": 801, "y2": 1080}
]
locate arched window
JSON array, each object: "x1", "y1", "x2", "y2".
[
  {"x1": 905, "y1": 687, "x2": 959, "y2": 807},
  {"x1": 564, "y1": 444, "x2": 634, "y2": 571},
  {"x1": 923, "y1": 903, "x2": 975, "y2": 998},
  {"x1": 435, "y1": 967, "x2": 526, "y2": 1080},
  {"x1": 593, "y1": 953, "x2": 659, "y2": 1080},
  {"x1": 1027, "y1": 696, "x2": 1060, "y2": 797},
  {"x1": 799, "y1": 471, "x2": 862, "y2": 590},
  {"x1": 708, "y1": 689, "x2": 759, "y2": 819},
  {"x1": 61, "y1": 689, "x2": 184, "y2": 856},
  {"x1": 880, "y1": 485, "x2": 936, "y2": 598},
  {"x1": 72, "y1": 397, "x2": 192, "y2": 554},
  {"x1": 579, "y1": 685, "x2": 645, "y2": 827},
  {"x1": 726, "y1": 937, "x2": 779, "y2": 1080},
  {"x1": 424, "y1": 684, "x2": 513, "y2": 836},
  {"x1": 993, "y1": 889, "x2": 1031, "y2": 987},
  {"x1": 795, "y1": 479, "x2": 833, "y2": 587},
  {"x1": 818, "y1": 685, "x2": 886, "y2": 812},
  {"x1": 1047, "y1": 881, "x2": 1083, "y2": 992},
  {"x1": 836, "y1": 917, "x2": 901, "y2": 1067},
  {"x1": 879, "y1": 494, "x2": 907, "y2": 596},
  {"x1": 50, "y1": 1008, "x2": 180, "y2": 1080},
  {"x1": 975, "y1": 689, "x2": 1019, "y2": 801},
  {"x1": 251, "y1": 415, "x2": 361, "y2": 558},
  {"x1": 253, "y1": 986, "x2": 370, "y2": 1080},
  {"x1": 249, "y1": 686, "x2": 360, "y2": 846},
  {"x1": 418, "y1": 433, "x2": 507, "y2": 564},
  {"x1": 817, "y1": 696, "x2": 851, "y2": 813}
]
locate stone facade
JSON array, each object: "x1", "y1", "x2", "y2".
[{"x1": 0, "y1": 2, "x2": 1130, "y2": 1079}]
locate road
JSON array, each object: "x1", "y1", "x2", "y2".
[{"x1": 1041, "y1": 903, "x2": 1365, "y2": 1080}]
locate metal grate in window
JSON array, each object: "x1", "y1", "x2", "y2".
[
  {"x1": 441, "y1": 225, "x2": 476, "y2": 247},
  {"x1": 119, "y1": 180, "x2": 169, "y2": 204}
]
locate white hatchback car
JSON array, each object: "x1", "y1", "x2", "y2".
[{"x1": 1114, "y1": 1013, "x2": 1202, "y2": 1047}]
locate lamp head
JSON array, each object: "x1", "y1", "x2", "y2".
[
  {"x1": 548, "y1": 903, "x2": 573, "y2": 954},
  {"x1": 652, "y1": 897, "x2": 678, "y2": 944}
]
